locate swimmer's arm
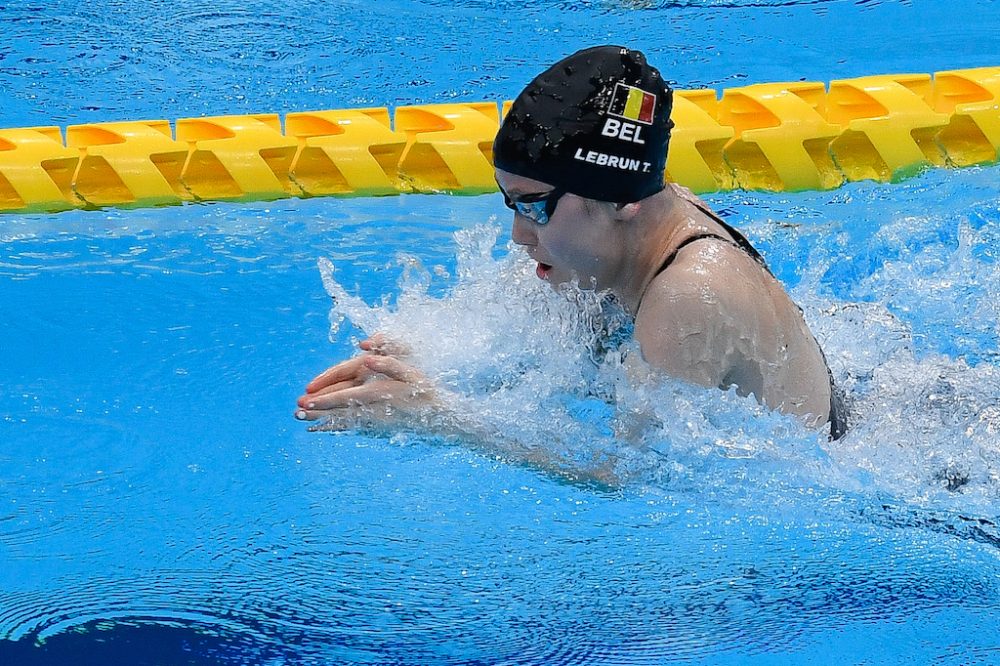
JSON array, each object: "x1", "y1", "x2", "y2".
[
  {"x1": 296, "y1": 342, "x2": 619, "y2": 486},
  {"x1": 645, "y1": 240, "x2": 841, "y2": 427}
]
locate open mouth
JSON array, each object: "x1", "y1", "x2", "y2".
[{"x1": 536, "y1": 262, "x2": 552, "y2": 279}]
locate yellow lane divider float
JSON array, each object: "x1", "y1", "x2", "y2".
[{"x1": 1, "y1": 67, "x2": 997, "y2": 214}]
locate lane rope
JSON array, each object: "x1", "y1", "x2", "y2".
[{"x1": 1, "y1": 67, "x2": 997, "y2": 214}]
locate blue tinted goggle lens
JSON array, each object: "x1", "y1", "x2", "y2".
[{"x1": 500, "y1": 187, "x2": 566, "y2": 225}]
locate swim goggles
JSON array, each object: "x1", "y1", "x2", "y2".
[{"x1": 499, "y1": 185, "x2": 566, "y2": 225}]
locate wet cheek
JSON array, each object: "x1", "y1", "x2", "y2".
[
  {"x1": 553, "y1": 251, "x2": 599, "y2": 285},
  {"x1": 539, "y1": 222, "x2": 601, "y2": 281},
  {"x1": 511, "y1": 217, "x2": 536, "y2": 245}
]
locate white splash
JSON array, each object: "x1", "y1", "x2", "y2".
[
  {"x1": 317, "y1": 210, "x2": 1000, "y2": 519},
  {"x1": 794, "y1": 209, "x2": 1000, "y2": 517}
]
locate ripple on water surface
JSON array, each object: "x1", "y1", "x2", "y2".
[{"x1": 3, "y1": 160, "x2": 1000, "y2": 663}]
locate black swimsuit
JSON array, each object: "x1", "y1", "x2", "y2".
[{"x1": 651, "y1": 202, "x2": 848, "y2": 440}]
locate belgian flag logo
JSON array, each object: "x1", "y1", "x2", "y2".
[{"x1": 607, "y1": 82, "x2": 656, "y2": 125}]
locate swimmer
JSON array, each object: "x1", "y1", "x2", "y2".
[{"x1": 296, "y1": 45, "x2": 846, "y2": 442}]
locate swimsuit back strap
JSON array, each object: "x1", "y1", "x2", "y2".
[
  {"x1": 689, "y1": 201, "x2": 771, "y2": 272},
  {"x1": 654, "y1": 233, "x2": 730, "y2": 276},
  {"x1": 654, "y1": 202, "x2": 771, "y2": 278}
]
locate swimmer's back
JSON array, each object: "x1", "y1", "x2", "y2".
[{"x1": 634, "y1": 195, "x2": 836, "y2": 430}]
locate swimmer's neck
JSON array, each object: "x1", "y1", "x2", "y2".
[{"x1": 612, "y1": 186, "x2": 689, "y2": 314}]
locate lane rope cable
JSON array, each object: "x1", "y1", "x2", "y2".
[{"x1": 0, "y1": 68, "x2": 997, "y2": 214}]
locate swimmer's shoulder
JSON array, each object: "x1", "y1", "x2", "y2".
[
  {"x1": 634, "y1": 242, "x2": 759, "y2": 383},
  {"x1": 643, "y1": 232, "x2": 768, "y2": 307},
  {"x1": 637, "y1": 193, "x2": 777, "y2": 343},
  {"x1": 667, "y1": 182, "x2": 710, "y2": 209}
]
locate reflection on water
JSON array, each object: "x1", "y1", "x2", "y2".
[
  {"x1": 2, "y1": 0, "x2": 1000, "y2": 658},
  {"x1": 2, "y1": 163, "x2": 1000, "y2": 666}
]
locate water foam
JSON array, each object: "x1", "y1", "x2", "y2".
[
  {"x1": 798, "y1": 211, "x2": 1000, "y2": 517},
  {"x1": 317, "y1": 208, "x2": 1000, "y2": 524}
]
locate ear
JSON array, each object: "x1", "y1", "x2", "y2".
[{"x1": 613, "y1": 201, "x2": 641, "y2": 222}]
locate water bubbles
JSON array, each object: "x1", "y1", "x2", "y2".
[
  {"x1": 317, "y1": 223, "x2": 826, "y2": 494},
  {"x1": 317, "y1": 168, "x2": 1000, "y2": 522}
]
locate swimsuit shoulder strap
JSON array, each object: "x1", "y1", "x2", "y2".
[
  {"x1": 653, "y1": 233, "x2": 729, "y2": 276},
  {"x1": 689, "y1": 201, "x2": 770, "y2": 272},
  {"x1": 653, "y1": 202, "x2": 771, "y2": 278}
]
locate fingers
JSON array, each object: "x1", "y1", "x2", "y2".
[
  {"x1": 297, "y1": 378, "x2": 359, "y2": 408},
  {"x1": 300, "y1": 408, "x2": 398, "y2": 433},
  {"x1": 309, "y1": 378, "x2": 360, "y2": 398},
  {"x1": 301, "y1": 349, "x2": 422, "y2": 401},
  {"x1": 298, "y1": 407, "x2": 372, "y2": 430},
  {"x1": 305, "y1": 355, "x2": 371, "y2": 394},
  {"x1": 360, "y1": 334, "x2": 409, "y2": 357},
  {"x1": 298, "y1": 337, "x2": 429, "y2": 429},
  {"x1": 358, "y1": 333, "x2": 385, "y2": 352},
  {"x1": 294, "y1": 381, "x2": 406, "y2": 428},
  {"x1": 295, "y1": 370, "x2": 433, "y2": 424},
  {"x1": 298, "y1": 383, "x2": 399, "y2": 412},
  {"x1": 362, "y1": 355, "x2": 425, "y2": 385},
  {"x1": 298, "y1": 408, "x2": 348, "y2": 425}
]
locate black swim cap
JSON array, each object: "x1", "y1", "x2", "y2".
[{"x1": 493, "y1": 45, "x2": 674, "y2": 204}]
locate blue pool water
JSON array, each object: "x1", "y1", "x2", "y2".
[{"x1": 3, "y1": 1, "x2": 1000, "y2": 664}]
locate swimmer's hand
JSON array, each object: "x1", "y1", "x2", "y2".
[
  {"x1": 295, "y1": 337, "x2": 620, "y2": 488},
  {"x1": 295, "y1": 336, "x2": 441, "y2": 432}
]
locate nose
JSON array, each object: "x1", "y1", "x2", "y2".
[{"x1": 511, "y1": 214, "x2": 537, "y2": 246}]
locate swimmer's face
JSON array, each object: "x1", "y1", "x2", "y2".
[{"x1": 496, "y1": 168, "x2": 622, "y2": 290}]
